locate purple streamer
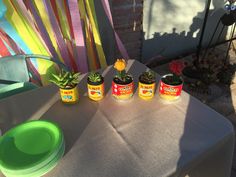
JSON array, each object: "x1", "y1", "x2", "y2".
[
  {"x1": 101, "y1": 0, "x2": 129, "y2": 59},
  {"x1": 68, "y1": 0, "x2": 88, "y2": 73},
  {"x1": 24, "y1": 0, "x2": 60, "y2": 62},
  {"x1": 43, "y1": 0, "x2": 72, "y2": 70}
]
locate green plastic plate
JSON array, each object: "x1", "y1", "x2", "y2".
[
  {"x1": 1, "y1": 140, "x2": 65, "y2": 176},
  {"x1": 0, "y1": 120, "x2": 63, "y2": 173},
  {"x1": 1, "y1": 141, "x2": 65, "y2": 177}
]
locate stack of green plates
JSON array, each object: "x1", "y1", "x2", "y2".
[{"x1": 0, "y1": 120, "x2": 65, "y2": 177}]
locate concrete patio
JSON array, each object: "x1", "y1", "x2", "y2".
[{"x1": 151, "y1": 41, "x2": 236, "y2": 177}]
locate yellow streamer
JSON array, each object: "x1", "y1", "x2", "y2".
[
  {"x1": 35, "y1": 59, "x2": 59, "y2": 86},
  {"x1": 11, "y1": 0, "x2": 49, "y2": 55},
  {"x1": 3, "y1": 0, "x2": 48, "y2": 55}
]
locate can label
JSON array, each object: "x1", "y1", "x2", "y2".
[
  {"x1": 112, "y1": 81, "x2": 134, "y2": 100},
  {"x1": 88, "y1": 83, "x2": 104, "y2": 101},
  {"x1": 60, "y1": 87, "x2": 79, "y2": 103},
  {"x1": 159, "y1": 80, "x2": 183, "y2": 100},
  {"x1": 138, "y1": 82, "x2": 155, "y2": 100}
]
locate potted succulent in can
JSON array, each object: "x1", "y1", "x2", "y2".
[
  {"x1": 138, "y1": 70, "x2": 156, "y2": 100},
  {"x1": 87, "y1": 72, "x2": 104, "y2": 101},
  {"x1": 50, "y1": 69, "x2": 80, "y2": 103},
  {"x1": 159, "y1": 60, "x2": 185, "y2": 101},
  {"x1": 112, "y1": 59, "x2": 134, "y2": 100}
]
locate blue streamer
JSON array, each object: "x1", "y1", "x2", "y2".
[
  {"x1": 0, "y1": 0, "x2": 31, "y2": 54},
  {"x1": 0, "y1": 0, "x2": 6, "y2": 18}
]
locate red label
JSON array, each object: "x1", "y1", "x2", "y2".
[
  {"x1": 159, "y1": 81, "x2": 182, "y2": 96},
  {"x1": 112, "y1": 81, "x2": 134, "y2": 96}
]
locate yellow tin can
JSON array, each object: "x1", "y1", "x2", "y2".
[
  {"x1": 138, "y1": 82, "x2": 156, "y2": 100},
  {"x1": 60, "y1": 87, "x2": 79, "y2": 103},
  {"x1": 87, "y1": 82, "x2": 104, "y2": 101}
]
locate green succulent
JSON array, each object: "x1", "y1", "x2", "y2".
[
  {"x1": 88, "y1": 72, "x2": 102, "y2": 83},
  {"x1": 139, "y1": 71, "x2": 156, "y2": 84},
  {"x1": 49, "y1": 69, "x2": 80, "y2": 89}
]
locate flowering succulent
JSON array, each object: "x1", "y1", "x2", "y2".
[
  {"x1": 114, "y1": 59, "x2": 126, "y2": 72},
  {"x1": 114, "y1": 59, "x2": 132, "y2": 83},
  {"x1": 162, "y1": 60, "x2": 185, "y2": 85},
  {"x1": 169, "y1": 60, "x2": 185, "y2": 75}
]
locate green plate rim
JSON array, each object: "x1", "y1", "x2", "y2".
[
  {"x1": 1, "y1": 141, "x2": 65, "y2": 177},
  {"x1": 0, "y1": 120, "x2": 63, "y2": 171}
]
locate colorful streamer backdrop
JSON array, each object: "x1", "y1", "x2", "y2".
[
  {"x1": 0, "y1": 0, "x2": 108, "y2": 72},
  {"x1": 0, "y1": 0, "x2": 129, "y2": 85}
]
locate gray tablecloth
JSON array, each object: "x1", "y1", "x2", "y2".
[{"x1": 0, "y1": 60, "x2": 234, "y2": 177}]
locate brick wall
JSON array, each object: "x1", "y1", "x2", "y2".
[{"x1": 111, "y1": 0, "x2": 143, "y2": 61}]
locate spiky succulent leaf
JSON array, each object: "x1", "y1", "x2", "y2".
[
  {"x1": 62, "y1": 72, "x2": 69, "y2": 80},
  {"x1": 73, "y1": 73, "x2": 80, "y2": 78},
  {"x1": 139, "y1": 71, "x2": 156, "y2": 84},
  {"x1": 88, "y1": 72, "x2": 102, "y2": 83},
  {"x1": 49, "y1": 79, "x2": 59, "y2": 85},
  {"x1": 49, "y1": 70, "x2": 81, "y2": 88},
  {"x1": 51, "y1": 73, "x2": 61, "y2": 81}
]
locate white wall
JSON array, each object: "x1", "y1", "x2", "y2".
[{"x1": 142, "y1": 0, "x2": 232, "y2": 62}]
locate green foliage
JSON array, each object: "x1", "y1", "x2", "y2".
[
  {"x1": 162, "y1": 74, "x2": 183, "y2": 85},
  {"x1": 88, "y1": 72, "x2": 102, "y2": 83},
  {"x1": 115, "y1": 70, "x2": 132, "y2": 83},
  {"x1": 49, "y1": 70, "x2": 80, "y2": 89},
  {"x1": 139, "y1": 71, "x2": 156, "y2": 84}
]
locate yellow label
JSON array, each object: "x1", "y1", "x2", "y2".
[
  {"x1": 138, "y1": 82, "x2": 155, "y2": 100},
  {"x1": 60, "y1": 87, "x2": 79, "y2": 103},
  {"x1": 88, "y1": 83, "x2": 104, "y2": 101}
]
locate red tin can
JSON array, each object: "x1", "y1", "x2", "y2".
[
  {"x1": 159, "y1": 74, "x2": 183, "y2": 101},
  {"x1": 112, "y1": 81, "x2": 134, "y2": 100}
]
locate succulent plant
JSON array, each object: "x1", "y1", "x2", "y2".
[
  {"x1": 88, "y1": 72, "x2": 103, "y2": 83},
  {"x1": 49, "y1": 69, "x2": 80, "y2": 89},
  {"x1": 114, "y1": 59, "x2": 132, "y2": 83},
  {"x1": 162, "y1": 60, "x2": 185, "y2": 85},
  {"x1": 139, "y1": 71, "x2": 156, "y2": 84},
  {"x1": 162, "y1": 74, "x2": 183, "y2": 85}
]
